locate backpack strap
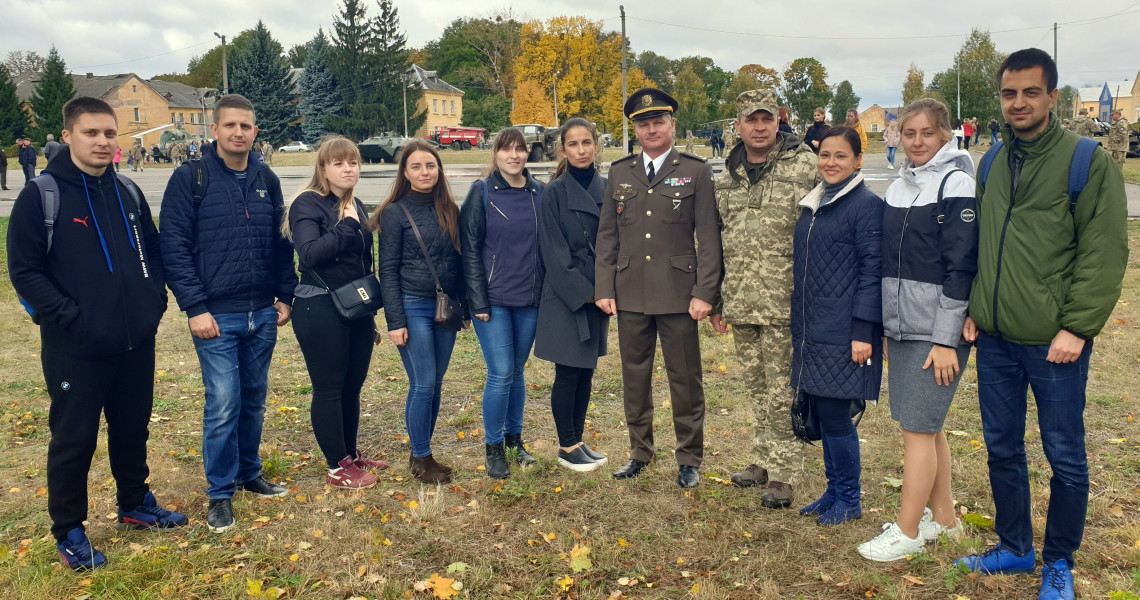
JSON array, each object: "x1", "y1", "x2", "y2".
[
  {"x1": 977, "y1": 140, "x2": 1003, "y2": 189},
  {"x1": 33, "y1": 174, "x2": 61, "y2": 255},
  {"x1": 1068, "y1": 137, "x2": 1099, "y2": 216},
  {"x1": 935, "y1": 168, "x2": 965, "y2": 224},
  {"x1": 115, "y1": 173, "x2": 143, "y2": 208}
]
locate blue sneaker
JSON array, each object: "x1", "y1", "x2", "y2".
[
  {"x1": 1039, "y1": 559, "x2": 1075, "y2": 600},
  {"x1": 118, "y1": 491, "x2": 189, "y2": 530},
  {"x1": 954, "y1": 544, "x2": 1037, "y2": 574},
  {"x1": 57, "y1": 528, "x2": 107, "y2": 571}
]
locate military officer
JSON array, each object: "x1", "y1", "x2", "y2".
[
  {"x1": 711, "y1": 90, "x2": 820, "y2": 508},
  {"x1": 1072, "y1": 108, "x2": 1096, "y2": 138},
  {"x1": 1108, "y1": 109, "x2": 1130, "y2": 169},
  {"x1": 594, "y1": 88, "x2": 723, "y2": 488}
]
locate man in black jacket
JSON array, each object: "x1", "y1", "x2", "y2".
[
  {"x1": 1, "y1": 138, "x2": 8, "y2": 190},
  {"x1": 160, "y1": 94, "x2": 296, "y2": 534},
  {"x1": 7, "y1": 97, "x2": 187, "y2": 572},
  {"x1": 18, "y1": 138, "x2": 37, "y2": 182}
]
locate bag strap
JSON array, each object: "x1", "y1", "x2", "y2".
[
  {"x1": 1068, "y1": 136, "x2": 1099, "y2": 216},
  {"x1": 33, "y1": 173, "x2": 60, "y2": 255},
  {"x1": 396, "y1": 202, "x2": 445, "y2": 293},
  {"x1": 977, "y1": 140, "x2": 1003, "y2": 189}
]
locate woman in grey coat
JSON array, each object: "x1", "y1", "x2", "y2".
[{"x1": 535, "y1": 118, "x2": 611, "y2": 472}]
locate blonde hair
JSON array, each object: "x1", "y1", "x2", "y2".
[
  {"x1": 897, "y1": 98, "x2": 954, "y2": 145},
  {"x1": 281, "y1": 136, "x2": 367, "y2": 240}
]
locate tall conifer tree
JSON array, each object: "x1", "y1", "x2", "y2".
[
  {"x1": 30, "y1": 46, "x2": 74, "y2": 143},
  {"x1": 299, "y1": 29, "x2": 339, "y2": 144},
  {"x1": 228, "y1": 20, "x2": 296, "y2": 146}
]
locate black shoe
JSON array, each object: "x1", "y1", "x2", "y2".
[
  {"x1": 558, "y1": 446, "x2": 602, "y2": 472},
  {"x1": 485, "y1": 442, "x2": 511, "y2": 479},
  {"x1": 207, "y1": 498, "x2": 235, "y2": 533},
  {"x1": 504, "y1": 433, "x2": 537, "y2": 466},
  {"x1": 237, "y1": 475, "x2": 287, "y2": 498},
  {"x1": 580, "y1": 445, "x2": 608, "y2": 465},
  {"x1": 612, "y1": 459, "x2": 648, "y2": 480},
  {"x1": 677, "y1": 465, "x2": 700, "y2": 488}
]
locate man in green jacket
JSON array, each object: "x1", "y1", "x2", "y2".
[{"x1": 956, "y1": 49, "x2": 1128, "y2": 600}]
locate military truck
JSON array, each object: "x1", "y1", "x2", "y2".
[
  {"x1": 358, "y1": 132, "x2": 417, "y2": 164},
  {"x1": 516, "y1": 124, "x2": 560, "y2": 162}
]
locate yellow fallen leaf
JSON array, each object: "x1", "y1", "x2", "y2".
[
  {"x1": 554, "y1": 486, "x2": 562, "y2": 493},
  {"x1": 427, "y1": 573, "x2": 459, "y2": 599},
  {"x1": 902, "y1": 575, "x2": 924, "y2": 585},
  {"x1": 617, "y1": 538, "x2": 628, "y2": 547},
  {"x1": 382, "y1": 538, "x2": 392, "y2": 546},
  {"x1": 312, "y1": 529, "x2": 323, "y2": 538},
  {"x1": 288, "y1": 554, "x2": 299, "y2": 562},
  {"x1": 691, "y1": 584, "x2": 700, "y2": 594},
  {"x1": 1109, "y1": 505, "x2": 1124, "y2": 518},
  {"x1": 556, "y1": 575, "x2": 573, "y2": 592},
  {"x1": 544, "y1": 532, "x2": 557, "y2": 543},
  {"x1": 253, "y1": 516, "x2": 270, "y2": 523},
  {"x1": 476, "y1": 465, "x2": 486, "y2": 471}
]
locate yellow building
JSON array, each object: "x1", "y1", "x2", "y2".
[
  {"x1": 409, "y1": 64, "x2": 464, "y2": 139},
  {"x1": 15, "y1": 72, "x2": 218, "y2": 149},
  {"x1": 1073, "y1": 74, "x2": 1136, "y2": 123},
  {"x1": 858, "y1": 104, "x2": 887, "y2": 133}
]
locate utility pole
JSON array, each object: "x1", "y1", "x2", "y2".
[
  {"x1": 955, "y1": 49, "x2": 961, "y2": 122},
  {"x1": 620, "y1": 5, "x2": 629, "y2": 155},
  {"x1": 553, "y1": 71, "x2": 560, "y2": 127},
  {"x1": 214, "y1": 32, "x2": 228, "y2": 94},
  {"x1": 1054, "y1": 23, "x2": 1058, "y2": 67},
  {"x1": 403, "y1": 69, "x2": 410, "y2": 138}
]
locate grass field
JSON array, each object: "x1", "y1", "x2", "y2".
[{"x1": 0, "y1": 219, "x2": 1136, "y2": 600}]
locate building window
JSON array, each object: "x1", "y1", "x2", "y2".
[
  {"x1": 172, "y1": 113, "x2": 176, "y2": 124},
  {"x1": 179, "y1": 113, "x2": 184, "y2": 122},
  {"x1": 134, "y1": 108, "x2": 140, "y2": 122},
  {"x1": 433, "y1": 99, "x2": 438, "y2": 113},
  {"x1": 871, "y1": 124, "x2": 880, "y2": 132},
  {"x1": 132, "y1": 85, "x2": 137, "y2": 92},
  {"x1": 451, "y1": 100, "x2": 455, "y2": 114}
]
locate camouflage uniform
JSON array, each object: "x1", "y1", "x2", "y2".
[
  {"x1": 1108, "y1": 115, "x2": 1130, "y2": 169},
  {"x1": 1071, "y1": 114, "x2": 1095, "y2": 138},
  {"x1": 685, "y1": 130, "x2": 695, "y2": 154},
  {"x1": 722, "y1": 123, "x2": 736, "y2": 153},
  {"x1": 128, "y1": 144, "x2": 144, "y2": 172},
  {"x1": 171, "y1": 143, "x2": 186, "y2": 168},
  {"x1": 715, "y1": 92, "x2": 820, "y2": 484}
]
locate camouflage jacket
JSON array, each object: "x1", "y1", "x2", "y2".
[
  {"x1": 1072, "y1": 115, "x2": 1095, "y2": 137},
  {"x1": 714, "y1": 132, "x2": 820, "y2": 324},
  {"x1": 1107, "y1": 117, "x2": 1130, "y2": 151}
]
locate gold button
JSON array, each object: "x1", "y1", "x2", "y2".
[
  {"x1": 647, "y1": 189, "x2": 653, "y2": 194},
  {"x1": 645, "y1": 255, "x2": 651, "y2": 261},
  {"x1": 675, "y1": 192, "x2": 680, "y2": 196},
  {"x1": 646, "y1": 210, "x2": 652, "y2": 216},
  {"x1": 645, "y1": 233, "x2": 651, "y2": 239}
]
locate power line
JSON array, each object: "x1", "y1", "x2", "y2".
[{"x1": 73, "y1": 39, "x2": 217, "y2": 70}]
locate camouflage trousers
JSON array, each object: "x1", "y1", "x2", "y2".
[
  {"x1": 733, "y1": 322, "x2": 803, "y2": 483},
  {"x1": 1111, "y1": 150, "x2": 1126, "y2": 169}
]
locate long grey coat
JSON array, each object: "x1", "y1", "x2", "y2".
[{"x1": 533, "y1": 169, "x2": 610, "y2": 369}]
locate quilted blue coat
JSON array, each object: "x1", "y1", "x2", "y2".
[{"x1": 790, "y1": 174, "x2": 884, "y2": 401}]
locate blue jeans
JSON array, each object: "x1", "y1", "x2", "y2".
[
  {"x1": 975, "y1": 332, "x2": 1092, "y2": 566},
  {"x1": 472, "y1": 306, "x2": 538, "y2": 444},
  {"x1": 397, "y1": 295, "x2": 457, "y2": 458},
  {"x1": 886, "y1": 146, "x2": 897, "y2": 166},
  {"x1": 991, "y1": 131, "x2": 999, "y2": 145},
  {"x1": 194, "y1": 307, "x2": 279, "y2": 499}
]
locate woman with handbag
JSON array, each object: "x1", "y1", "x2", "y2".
[
  {"x1": 459, "y1": 128, "x2": 545, "y2": 479},
  {"x1": 371, "y1": 141, "x2": 466, "y2": 485},
  {"x1": 857, "y1": 98, "x2": 974, "y2": 562},
  {"x1": 285, "y1": 136, "x2": 388, "y2": 490},
  {"x1": 534, "y1": 118, "x2": 611, "y2": 472},
  {"x1": 791, "y1": 126, "x2": 884, "y2": 527}
]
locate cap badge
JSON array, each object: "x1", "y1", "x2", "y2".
[{"x1": 642, "y1": 94, "x2": 653, "y2": 106}]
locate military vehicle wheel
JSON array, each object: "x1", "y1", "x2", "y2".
[
  {"x1": 451, "y1": 141, "x2": 461, "y2": 151},
  {"x1": 528, "y1": 145, "x2": 543, "y2": 162},
  {"x1": 391, "y1": 147, "x2": 403, "y2": 164}
]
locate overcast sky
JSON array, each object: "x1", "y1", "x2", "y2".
[{"x1": 6, "y1": 0, "x2": 1139, "y2": 109}]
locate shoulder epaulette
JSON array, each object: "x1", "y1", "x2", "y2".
[
  {"x1": 679, "y1": 151, "x2": 706, "y2": 162},
  {"x1": 612, "y1": 153, "x2": 637, "y2": 165}
]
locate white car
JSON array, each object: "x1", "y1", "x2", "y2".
[{"x1": 278, "y1": 141, "x2": 311, "y2": 153}]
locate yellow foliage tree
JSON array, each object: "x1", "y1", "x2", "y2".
[
  {"x1": 510, "y1": 79, "x2": 554, "y2": 126},
  {"x1": 601, "y1": 67, "x2": 654, "y2": 135},
  {"x1": 514, "y1": 16, "x2": 621, "y2": 125}
]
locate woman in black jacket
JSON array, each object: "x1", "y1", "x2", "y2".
[
  {"x1": 534, "y1": 118, "x2": 611, "y2": 472},
  {"x1": 802, "y1": 107, "x2": 829, "y2": 154},
  {"x1": 286, "y1": 136, "x2": 387, "y2": 490},
  {"x1": 369, "y1": 141, "x2": 466, "y2": 484}
]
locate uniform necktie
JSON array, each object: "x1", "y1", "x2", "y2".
[{"x1": 647, "y1": 161, "x2": 655, "y2": 181}]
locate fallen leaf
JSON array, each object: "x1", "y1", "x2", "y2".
[
  {"x1": 447, "y1": 562, "x2": 468, "y2": 574},
  {"x1": 556, "y1": 575, "x2": 573, "y2": 592},
  {"x1": 881, "y1": 477, "x2": 903, "y2": 488},
  {"x1": 426, "y1": 573, "x2": 459, "y2": 600},
  {"x1": 1109, "y1": 505, "x2": 1124, "y2": 518},
  {"x1": 691, "y1": 583, "x2": 700, "y2": 594},
  {"x1": 569, "y1": 544, "x2": 591, "y2": 573},
  {"x1": 288, "y1": 554, "x2": 299, "y2": 562},
  {"x1": 617, "y1": 538, "x2": 629, "y2": 547},
  {"x1": 901, "y1": 575, "x2": 924, "y2": 586}
]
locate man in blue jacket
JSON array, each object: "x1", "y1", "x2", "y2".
[
  {"x1": 8, "y1": 97, "x2": 187, "y2": 571},
  {"x1": 160, "y1": 94, "x2": 297, "y2": 534},
  {"x1": 18, "y1": 137, "x2": 37, "y2": 182}
]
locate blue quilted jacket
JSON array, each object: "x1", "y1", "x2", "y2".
[
  {"x1": 160, "y1": 142, "x2": 297, "y2": 317},
  {"x1": 790, "y1": 174, "x2": 884, "y2": 401}
]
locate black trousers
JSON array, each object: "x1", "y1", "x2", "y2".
[
  {"x1": 22, "y1": 164, "x2": 34, "y2": 183},
  {"x1": 1, "y1": 165, "x2": 7, "y2": 188},
  {"x1": 292, "y1": 294, "x2": 375, "y2": 469},
  {"x1": 550, "y1": 364, "x2": 594, "y2": 447},
  {"x1": 44, "y1": 339, "x2": 155, "y2": 541}
]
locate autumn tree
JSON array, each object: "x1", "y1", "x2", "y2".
[
  {"x1": 30, "y1": 46, "x2": 74, "y2": 143},
  {"x1": 673, "y1": 65, "x2": 709, "y2": 133},
  {"x1": 782, "y1": 57, "x2": 831, "y2": 127},
  {"x1": 3, "y1": 51, "x2": 46, "y2": 77},
  {"x1": 719, "y1": 65, "x2": 781, "y2": 119},
  {"x1": 601, "y1": 67, "x2": 652, "y2": 134},
  {"x1": 901, "y1": 62, "x2": 924, "y2": 107},
  {"x1": 513, "y1": 16, "x2": 621, "y2": 125},
  {"x1": 829, "y1": 80, "x2": 860, "y2": 125},
  {"x1": 929, "y1": 29, "x2": 1007, "y2": 121},
  {"x1": 510, "y1": 79, "x2": 554, "y2": 126}
]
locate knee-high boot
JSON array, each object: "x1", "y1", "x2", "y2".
[
  {"x1": 799, "y1": 436, "x2": 835, "y2": 516},
  {"x1": 816, "y1": 432, "x2": 862, "y2": 526}
]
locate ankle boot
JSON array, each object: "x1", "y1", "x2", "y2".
[
  {"x1": 816, "y1": 432, "x2": 862, "y2": 526},
  {"x1": 485, "y1": 442, "x2": 511, "y2": 479},
  {"x1": 410, "y1": 454, "x2": 450, "y2": 484},
  {"x1": 800, "y1": 436, "x2": 836, "y2": 516},
  {"x1": 504, "y1": 433, "x2": 537, "y2": 466}
]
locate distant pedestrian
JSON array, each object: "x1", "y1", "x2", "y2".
[
  {"x1": 845, "y1": 109, "x2": 868, "y2": 169},
  {"x1": 953, "y1": 119, "x2": 964, "y2": 149},
  {"x1": 113, "y1": 146, "x2": 121, "y2": 172},
  {"x1": 883, "y1": 120, "x2": 900, "y2": 169},
  {"x1": 803, "y1": 107, "x2": 829, "y2": 154},
  {"x1": 1108, "y1": 109, "x2": 1130, "y2": 169},
  {"x1": 1, "y1": 137, "x2": 8, "y2": 190},
  {"x1": 18, "y1": 138, "x2": 37, "y2": 182},
  {"x1": 778, "y1": 106, "x2": 794, "y2": 134},
  {"x1": 988, "y1": 118, "x2": 1000, "y2": 146},
  {"x1": 684, "y1": 129, "x2": 695, "y2": 153},
  {"x1": 43, "y1": 134, "x2": 62, "y2": 169},
  {"x1": 962, "y1": 118, "x2": 973, "y2": 150}
]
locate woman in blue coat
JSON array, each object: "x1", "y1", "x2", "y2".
[
  {"x1": 534, "y1": 118, "x2": 611, "y2": 472},
  {"x1": 791, "y1": 126, "x2": 884, "y2": 526}
]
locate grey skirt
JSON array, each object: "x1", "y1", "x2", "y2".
[{"x1": 887, "y1": 339, "x2": 972, "y2": 433}]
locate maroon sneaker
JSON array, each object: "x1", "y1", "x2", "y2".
[
  {"x1": 353, "y1": 453, "x2": 390, "y2": 471},
  {"x1": 328, "y1": 457, "x2": 378, "y2": 489}
]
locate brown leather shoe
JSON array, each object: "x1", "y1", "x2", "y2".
[
  {"x1": 409, "y1": 450, "x2": 451, "y2": 474},
  {"x1": 760, "y1": 481, "x2": 794, "y2": 508},
  {"x1": 410, "y1": 454, "x2": 451, "y2": 484},
  {"x1": 731, "y1": 464, "x2": 768, "y2": 488}
]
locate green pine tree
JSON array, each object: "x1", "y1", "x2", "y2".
[
  {"x1": 30, "y1": 46, "x2": 75, "y2": 143},
  {"x1": 829, "y1": 81, "x2": 861, "y2": 126},
  {"x1": 299, "y1": 29, "x2": 339, "y2": 144},
  {"x1": 228, "y1": 20, "x2": 297, "y2": 147},
  {"x1": 0, "y1": 63, "x2": 29, "y2": 143}
]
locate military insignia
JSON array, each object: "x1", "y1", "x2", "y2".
[
  {"x1": 672, "y1": 198, "x2": 682, "y2": 211},
  {"x1": 642, "y1": 94, "x2": 653, "y2": 106},
  {"x1": 672, "y1": 159, "x2": 679, "y2": 165},
  {"x1": 619, "y1": 183, "x2": 632, "y2": 191},
  {"x1": 617, "y1": 202, "x2": 625, "y2": 215}
]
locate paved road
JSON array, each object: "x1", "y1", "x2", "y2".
[{"x1": 2, "y1": 151, "x2": 1138, "y2": 219}]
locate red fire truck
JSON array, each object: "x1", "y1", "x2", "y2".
[{"x1": 429, "y1": 126, "x2": 487, "y2": 150}]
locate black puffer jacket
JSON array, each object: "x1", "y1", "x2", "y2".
[
  {"x1": 289, "y1": 190, "x2": 373, "y2": 289},
  {"x1": 377, "y1": 192, "x2": 466, "y2": 330}
]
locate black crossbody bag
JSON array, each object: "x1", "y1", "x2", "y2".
[
  {"x1": 308, "y1": 206, "x2": 383, "y2": 320},
  {"x1": 397, "y1": 203, "x2": 464, "y2": 332}
]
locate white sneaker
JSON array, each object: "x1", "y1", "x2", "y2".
[
  {"x1": 917, "y1": 507, "x2": 965, "y2": 542},
  {"x1": 858, "y1": 522, "x2": 925, "y2": 562}
]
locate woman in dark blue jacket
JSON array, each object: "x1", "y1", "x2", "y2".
[
  {"x1": 791, "y1": 126, "x2": 884, "y2": 527},
  {"x1": 459, "y1": 128, "x2": 545, "y2": 479}
]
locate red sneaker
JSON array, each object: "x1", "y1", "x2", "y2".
[
  {"x1": 328, "y1": 457, "x2": 378, "y2": 489},
  {"x1": 353, "y1": 453, "x2": 390, "y2": 471}
]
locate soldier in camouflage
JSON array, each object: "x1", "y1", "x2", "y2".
[
  {"x1": 1108, "y1": 109, "x2": 1130, "y2": 169},
  {"x1": 722, "y1": 122, "x2": 736, "y2": 153},
  {"x1": 1071, "y1": 108, "x2": 1096, "y2": 138},
  {"x1": 711, "y1": 89, "x2": 820, "y2": 508},
  {"x1": 128, "y1": 141, "x2": 145, "y2": 172},
  {"x1": 170, "y1": 142, "x2": 186, "y2": 168}
]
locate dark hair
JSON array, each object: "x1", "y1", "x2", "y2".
[
  {"x1": 552, "y1": 117, "x2": 598, "y2": 180},
  {"x1": 213, "y1": 94, "x2": 256, "y2": 124},
  {"x1": 817, "y1": 126, "x2": 862, "y2": 156},
  {"x1": 63, "y1": 97, "x2": 116, "y2": 131},
  {"x1": 488, "y1": 127, "x2": 527, "y2": 176},
  {"x1": 368, "y1": 140, "x2": 460, "y2": 251},
  {"x1": 997, "y1": 48, "x2": 1057, "y2": 92}
]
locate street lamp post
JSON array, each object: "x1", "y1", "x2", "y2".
[
  {"x1": 553, "y1": 71, "x2": 560, "y2": 127},
  {"x1": 213, "y1": 32, "x2": 228, "y2": 94}
]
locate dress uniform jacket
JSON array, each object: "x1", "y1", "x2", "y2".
[{"x1": 595, "y1": 149, "x2": 722, "y2": 312}]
